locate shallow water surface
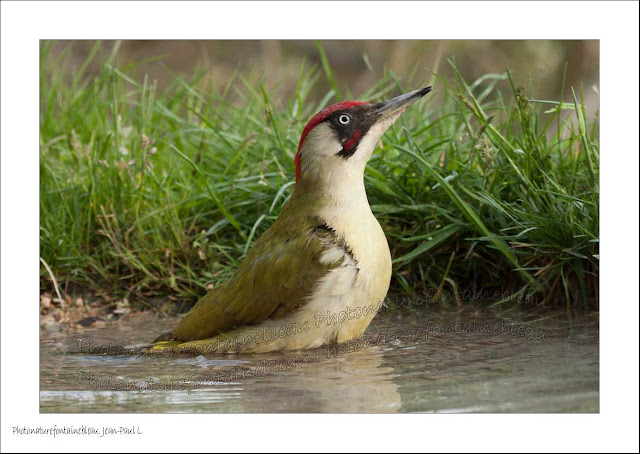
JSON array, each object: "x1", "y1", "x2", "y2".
[{"x1": 40, "y1": 307, "x2": 599, "y2": 413}]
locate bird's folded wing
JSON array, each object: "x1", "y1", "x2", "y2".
[{"x1": 170, "y1": 220, "x2": 347, "y2": 342}]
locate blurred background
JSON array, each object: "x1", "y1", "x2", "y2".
[
  {"x1": 47, "y1": 40, "x2": 599, "y2": 111},
  {"x1": 40, "y1": 39, "x2": 600, "y2": 309}
]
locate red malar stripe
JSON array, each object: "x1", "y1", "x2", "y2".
[{"x1": 342, "y1": 129, "x2": 362, "y2": 153}]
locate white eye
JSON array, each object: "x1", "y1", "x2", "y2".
[{"x1": 338, "y1": 114, "x2": 351, "y2": 125}]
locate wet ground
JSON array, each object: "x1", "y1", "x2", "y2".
[{"x1": 40, "y1": 306, "x2": 599, "y2": 413}]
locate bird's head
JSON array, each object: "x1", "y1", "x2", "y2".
[{"x1": 294, "y1": 87, "x2": 432, "y2": 190}]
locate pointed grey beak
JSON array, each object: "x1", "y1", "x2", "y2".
[{"x1": 374, "y1": 86, "x2": 432, "y2": 119}]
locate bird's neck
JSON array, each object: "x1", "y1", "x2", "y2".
[
  {"x1": 295, "y1": 169, "x2": 371, "y2": 215},
  {"x1": 291, "y1": 170, "x2": 389, "y2": 275}
]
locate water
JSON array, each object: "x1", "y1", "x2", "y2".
[{"x1": 40, "y1": 307, "x2": 599, "y2": 413}]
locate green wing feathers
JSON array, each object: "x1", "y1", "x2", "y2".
[{"x1": 167, "y1": 209, "x2": 344, "y2": 342}]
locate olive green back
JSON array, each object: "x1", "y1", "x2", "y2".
[{"x1": 171, "y1": 192, "x2": 344, "y2": 341}]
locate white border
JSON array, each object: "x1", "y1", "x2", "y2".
[{"x1": 2, "y1": 1, "x2": 639, "y2": 453}]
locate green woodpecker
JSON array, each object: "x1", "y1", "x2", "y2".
[{"x1": 151, "y1": 87, "x2": 432, "y2": 354}]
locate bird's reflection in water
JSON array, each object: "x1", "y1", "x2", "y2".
[
  {"x1": 187, "y1": 344, "x2": 401, "y2": 413},
  {"x1": 39, "y1": 309, "x2": 599, "y2": 413}
]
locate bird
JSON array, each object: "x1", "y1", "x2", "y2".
[{"x1": 149, "y1": 87, "x2": 432, "y2": 354}]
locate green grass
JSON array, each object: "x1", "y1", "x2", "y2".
[{"x1": 39, "y1": 41, "x2": 599, "y2": 311}]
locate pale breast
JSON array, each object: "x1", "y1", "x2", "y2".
[{"x1": 303, "y1": 209, "x2": 392, "y2": 344}]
